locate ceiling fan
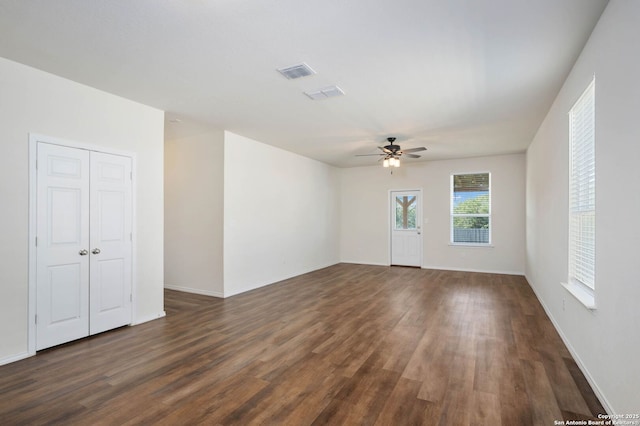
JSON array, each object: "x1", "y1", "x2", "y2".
[{"x1": 356, "y1": 137, "x2": 427, "y2": 168}]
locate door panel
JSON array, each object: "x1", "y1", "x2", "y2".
[
  {"x1": 36, "y1": 143, "x2": 90, "y2": 350},
  {"x1": 49, "y1": 188, "x2": 82, "y2": 244},
  {"x1": 48, "y1": 264, "x2": 83, "y2": 323},
  {"x1": 89, "y1": 152, "x2": 132, "y2": 334},
  {"x1": 96, "y1": 259, "x2": 125, "y2": 312},
  {"x1": 390, "y1": 190, "x2": 422, "y2": 267}
]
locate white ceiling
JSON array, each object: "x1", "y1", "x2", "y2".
[{"x1": 0, "y1": 0, "x2": 608, "y2": 167}]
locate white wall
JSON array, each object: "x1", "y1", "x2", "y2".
[
  {"x1": 165, "y1": 131, "x2": 225, "y2": 297},
  {"x1": 526, "y1": 0, "x2": 640, "y2": 414},
  {"x1": 223, "y1": 131, "x2": 340, "y2": 296},
  {"x1": 0, "y1": 57, "x2": 165, "y2": 364},
  {"x1": 340, "y1": 154, "x2": 525, "y2": 274}
]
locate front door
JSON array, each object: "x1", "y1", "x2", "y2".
[{"x1": 390, "y1": 190, "x2": 422, "y2": 267}]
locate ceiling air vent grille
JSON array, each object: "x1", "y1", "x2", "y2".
[
  {"x1": 304, "y1": 85, "x2": 345, "y2": 100},
  {"x1": 277, "y1": 63, "x2": 316, "y2": 79}
]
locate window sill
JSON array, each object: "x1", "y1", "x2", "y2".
[
  {"x1": 561, "y1": 281, "x2": 596, "y2": 310},
  {"x1": 449, "y1": 243, "x2": 494, "y2": 248}
]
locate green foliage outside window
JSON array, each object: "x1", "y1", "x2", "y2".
[{"x1": 453, "y1": 194, "x2": 489, "y2": 229}]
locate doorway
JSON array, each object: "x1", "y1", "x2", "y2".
[{"x1": 390, "y1": 190, "x2": 422, "y2": 267}]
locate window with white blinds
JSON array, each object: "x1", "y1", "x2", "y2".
[
  {"x1": 451, "y1": 172, "x2": 491, "y2": 245},
  {"x1": 569, "y1": 79, "x2": 595, "y2": 291}
]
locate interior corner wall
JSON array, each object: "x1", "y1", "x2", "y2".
[
  {"x1": 165, "y1": 130, "x2": 224, "y2": 297},
  {"x1": 525, "y1": 1, "x2": 640, "y2": 414},
  {"x1": 223, "y1": 131, "x2": 340, "y2": 297},
  {"x1": 340, "y1": 153, "x2": 526, "y2": 275},
  {"x1": 0, "y1": 57, "x2": 165, "y2": 364}
]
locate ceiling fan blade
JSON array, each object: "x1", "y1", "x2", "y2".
[
  {"x1": 401, "y1": 147, "x2": 427, "y2": 153},
  {"x1": 355, "y1": 153, "x2": 385, "y2": 157},
  {"x1": 378, "y1": 146, "x2": 392, "y2": 154},
  {"x1": 404, "y1": 153, "x2": 421, "y2": 158}
]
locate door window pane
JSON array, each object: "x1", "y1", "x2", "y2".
[{"x1": 395, "y1": 195, "x2": 416, "y2": 230}]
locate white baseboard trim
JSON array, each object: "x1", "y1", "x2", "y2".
[
  {"x1": 132, "y1": 310, "x2": 166, "y2": 326},
  {"x1": 0, "y1": 351, "x2": 32, "y2": 366},
  {"x1": 524, "y1": 274, "x2": 614, "y2": 415},
  {"x1": 165, "y1": 284, "x2": 224, "y2": 298},
  {"x1": 421, "y1": 265, "x2": 525, "y2": 276},
  {"x1": 340, "y1": 261, "x2": 390, "y2": 267},
  {"x1": 224, "y1": 262, "x2": 340, "y2": 298}
]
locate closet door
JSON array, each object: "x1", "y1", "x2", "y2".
[
  {"x1": 89, "y1": 152, "x2": 132, "y2": 334},
  {"x1": 35, "y1": 142, "x2": 134, "y2": 350},
  {"x1": 36, "y1": 143, "x2": 90, "y2": 350}
]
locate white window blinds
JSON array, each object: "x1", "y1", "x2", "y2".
[{"x1": 569, "y1": 79, "x2": 595, "y2": 290}]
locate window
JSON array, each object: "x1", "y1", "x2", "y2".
[
  {"x1": 568, "y1": 79, "x2": 596, "y2": 295},
  {"x1": 395, "y1": 195, "x2": 417, "y2": 230},
  {"x1": 450, "y1": 173, "x2": 490, "y2": 244}
]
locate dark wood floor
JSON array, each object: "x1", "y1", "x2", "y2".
[{"x1": 0, "y1": 264, "x2": 604, "y2": 425}]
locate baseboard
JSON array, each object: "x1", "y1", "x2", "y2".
[
  {"x1": 338, "y1": 262, "x2": 525, "y2": 276},
  {"x1": 524, "y1": 274, "x2": 614, "y2": 415},
  {"x1": 340, "y1": 260, "x2": 390, "y2": 267},
  {"x1": 164, "y1": 284, "x2": 224, "y2": 298},
  {"x1": 132, "y1": 310, "x2": 166, "y2": 326},
  {"x1": 422, "y1": 265, "x2": 525, "y2": 276},
  {"x1": 0, "y1": 351, "x2": 32, "y2": 366},
  {"x1": 224, "y1": 262, "x2": 340, "y2": 298}
]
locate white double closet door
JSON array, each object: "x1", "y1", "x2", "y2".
[{"x1": 36, "y1": 142, "x2": 133, "y2": 350}]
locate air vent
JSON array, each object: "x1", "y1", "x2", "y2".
[
  {"x1": 277, "y1": 63, "x2": 316, "y2": 79},
  {"x1": 304, "y1": 85, "x2": 345, "y2": 100}
]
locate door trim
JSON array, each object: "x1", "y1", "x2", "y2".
[
  {"x1": 28, "y1": 133, "x2": 137, "y2": 355},
  {"x1": 388, "y1": 188, "x2": 423, "y2": 267}
]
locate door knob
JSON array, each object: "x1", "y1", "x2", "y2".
[
  {"x1": 92, "y1": 248, "x2": 101, "y2": 255},
  {"x1": 79, "y1": 249, "x2": 88, "y2": 256}
]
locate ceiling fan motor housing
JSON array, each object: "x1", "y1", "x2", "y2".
[{"x1": 384, "y1": 137, "x2": 400, "y2": 153}]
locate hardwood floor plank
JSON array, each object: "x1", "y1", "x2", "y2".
[
  {"x1": 521, "y1": 358, "x2": 565, "y2": 424},
  {"x1": 312, "y1": 352, "x2": 401, "y2": 425},
  {"x1": 404, "y1": 324, "x2": 450, "y2": 402},
  {"x1": 380, "y1": 324, "x2": 425, "y2": 373},
  {"x1": 473, "y1": 337, "x2": 506, "y2": 395},
  {"x1": 563, "y1": 357, "x2": 607, "y2": 418},
  {"x1": 537, "y1": 347, "x2": 592, "y2": 416},
  {"x1": 374, "y1": 378, "x2": 440, "y2": 425},
  {"x1": 0, "y1": 265, "x2": 606, "y2": 425},
  {"x1": 139, "y1": 373, "x2": 270, "y2": 425},
  {"x1": 498, "y1": 344, "x2": 535, "y2": 426},
  {"x1": 470, "y1": 391, "x2": 502, "y2": 426}
]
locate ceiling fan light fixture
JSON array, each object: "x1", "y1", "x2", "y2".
[
  {"x1": 354, "y1": 136, "x2": 425, "y2": 169},
  {"x1": 382, "y1": 156, "x2": 400, "y2": 168}
]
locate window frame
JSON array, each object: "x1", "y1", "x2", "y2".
[
  {"x1": 564, "y1": 77, "x2": 596, "y2": 309},
  {"x1": 450, "y1": 172, "x2": 492, "y2": 246}
]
